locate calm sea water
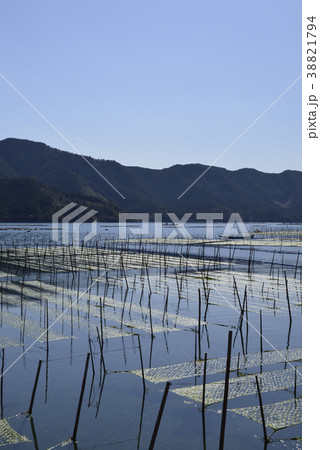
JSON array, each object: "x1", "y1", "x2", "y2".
[{"x1": 0, "y1": 223, "x2": 301, "y2": 449}]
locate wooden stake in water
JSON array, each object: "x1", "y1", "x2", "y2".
[
  {"x1": 294, "y1": 251, "x2": 300, "y2": 279},
  {"x1": 146, "y1": 265, "x2": 152, "y2": 294},
  {"x1": 198, "y1": 288, "x2": 201, "y2": 335},
  {"x1": 99, "y1": 297, "x2": 104, "y2": 348},
  {"x1": 28, "y1": 360, "x2": 43, "y2": 415},
  {"x1": 72, "y1": 353, "x2": 90, "y2": 442},
  {"x1": 260, "y1": 310, "x2": 263, "y2": 355},
  {"x1": 219, "y1": 330, "x2": 232, "y2": 450},
  {"x1": 121, "y1": 257, "x2": 129, "y2": 290},
  {"x1": 175, "y1": 270, "x2": 181, "y2": 300},
  {"x1": 204, "y1": 284, "x2": 210, "y2": 319},
  {"x1": 269, "y1": 250, "x2": 275, "y2": 277},
  {"x1": 0, "y1": 348, "x2": 4, "y2": 417},
  {"x1": 236, "y1": 352, "x2": 240, "y2": 376},
  {"x1": 148, "y1": 294, "x2": 154, "y2": 339},
  {"x1": 162, "y1": 286, "x2": 169, "y2": 323},
  {"x1": 284, "y1": 271, "x2": 292, "y2": 325},
  {"x1": 149, "y1": 381, "x2": 171, "y2": 450},
  {"x1": 255, "y1": 375, "x2": 268, "y2": 443},
  {"x1": 137, "y1": 334, "x2": 146, "y2": 391}
]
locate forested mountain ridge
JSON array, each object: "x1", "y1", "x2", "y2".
[{"x1": 0, "y1": 138, "x2": 301, "y2": 222}]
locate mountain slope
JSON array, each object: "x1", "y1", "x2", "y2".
[
  {"x1": 0, "y1": 178, "x2": 121, "y2": 222},
  {"x1": 0, "y1": 138, "x2": 301, "y2": 222}
]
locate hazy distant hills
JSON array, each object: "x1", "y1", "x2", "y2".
[{"x1": 0, "y1": 138, "x2": 301, "y2": 222}]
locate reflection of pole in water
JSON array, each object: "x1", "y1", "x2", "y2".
[
  {"x1": 202, "y1": 353, "x2": 207, "y2": 412},
  {"x1": 96, "y1": 327, "x2": 106, "y2": 373},
  {"x1": 137, "y1": 335, "x2": 146, "y2": 391},
  {"x1": 29, "y1": 415, "x2": 39, "y2": 450},
  {"x1": 260, "y1": 310, "x2": 263, "y2": 374},
  {"x1": 122, "y1": 336, "x2": 127, "y2": 366},
  {"x1": 0, "y1": 348, "x2": 4, "y2": 419},
  {"x1": 88, "y1": 369, "x2": 95, "y2": 408},
  {"x1": 88, "y1": 338, "x2": 95, "y2": 376},
  {"x1": 202, "y1": 402, "x2": 207, "y2": 450},
  {"x1": 149, "y1": 335, "x2": 154, "y2": 369},
  {"x1": 69, "y1": 335, "x2": 73, "y2": 366},
  {"x1": 45, "y1": 356, "x2": 49, "y2": 404},
  {"x1": 198, "y1": 289, "x2": 201, "y2": 360},
  {"x1": 95, "y1": 372, "x2": 106, "y2": 419},
  {"x1": 137, "y1": 389, "x2": 146, "y2": 450}
]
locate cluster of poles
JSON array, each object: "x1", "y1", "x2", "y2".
[{"x1": 0, "y1": 233, "x2": 301, "y2": 448}]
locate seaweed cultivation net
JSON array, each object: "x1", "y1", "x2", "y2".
[
  {"x1": 172, "y1": 367, "x2": 302, "y2": 406},
  {"x1": 24, "y1": 280, "x2": 203, "y2": 330},
  {"x1": 0, "y1": 311, "x2": 68, "y2": 343},
  {"x1": 0, "y1": 417, "x2": 30, "y2": 446},
  {"x1": 230, "y1": 397, "x2": 302, "y2": 430},
  {"x1": 0, "y1": 336, "x2": 21, "y2": 348},
  {"x1": 131, "y1": 348, "x2": 301, "y2": 383},
  {"x1": 108, "y1": 269, "x2": 301, "y2": 316}
]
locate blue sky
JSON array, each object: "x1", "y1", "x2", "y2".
[{"x1": 0, "y1": 0, "x2": 301, "y2": 172}]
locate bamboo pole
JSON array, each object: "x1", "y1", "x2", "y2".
[
  {"x1": 27, "y1": 360, "x2": 43, "y2": 415},
  {"x1": 219, "y1": 330, "x2": 232, "y2": 450},
  {"x1": 255, "y1": 375, "x2": 268, "y2": 443},
  {"x1": 72, "y1": 353, "x2": 90, "y2": 442},
  {"x1": 149, "y1": 381, "x2": 171, "y2": 450}
]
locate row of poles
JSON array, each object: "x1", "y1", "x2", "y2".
[
  {"x1": 0, "y1": 235, "x2": 301, "y2": 448},
  {"x1": 0, "y1": 329, "x2": 273, "y2": 448}
]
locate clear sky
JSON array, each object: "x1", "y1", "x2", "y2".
[{"x1": 0, "y1": 0, "x2": 301, "y2": 172}]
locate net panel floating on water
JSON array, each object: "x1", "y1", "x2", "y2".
[
  {"x1": 0, "y1": 311, "x2": 68, "y2": 343},
  {"x1": 172, "y1": 367, "x2": 302, "y2": 406},
  {"x1": 5, "y1": 282, "x2": 135, "y2": 339},
  {"x1": 4, "y1": 280, "x2": 180, "y2": 337},
  {"x1": 0, "y1": 336, "x2": 22, "y2": 348},
  {"x1": 131, "y1": 348, "x2": 301, "y2": 383},
  {"x1": 0, "y1": 271, "x2": 10, "y2": 279},
  {"x1": 0, "y1": 418, "x2": 30, "y2": 447},
  {"x1": 24, "y1": 280, "x2": 203, "y2": 331},
  {"x1": 230, "y1": 397, "x2": 302, "y2": 430}
]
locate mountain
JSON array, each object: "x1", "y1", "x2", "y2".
[
  {"x1": 0, "y1": 138, "x2": 301, "y2": 222},
  {"x1": 0, "y1": 178, "x2": 120, "y2": 222}
]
